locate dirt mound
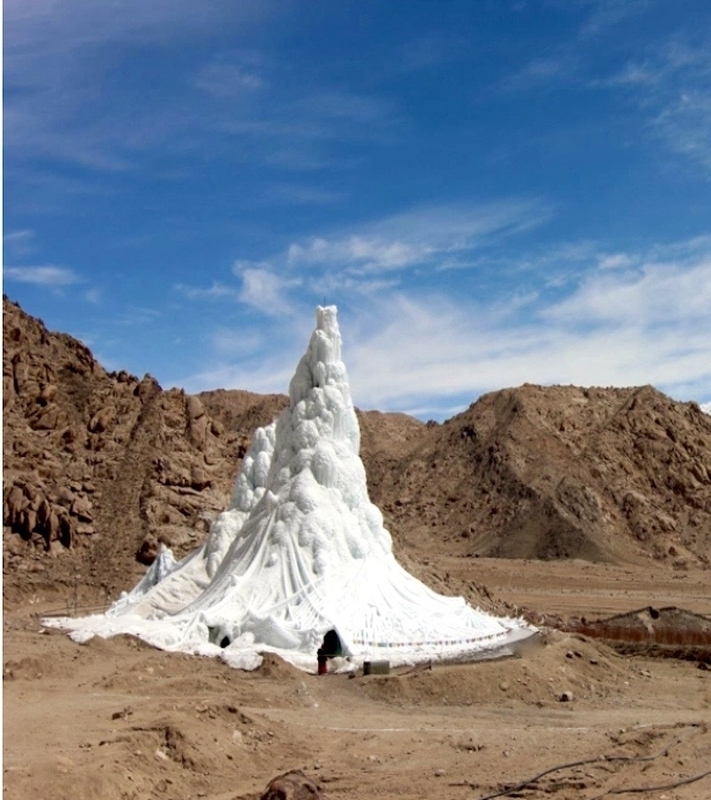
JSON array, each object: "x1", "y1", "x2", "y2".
[
  {"x1": 4, "y1": 297, "x2": 711, "y2": 612},
  {"x1": 353, "y1": 631, "x2": 627, "y2": 708},
  {"x1": 255, "y1": 653, "x2": 308, "y2": 681}
]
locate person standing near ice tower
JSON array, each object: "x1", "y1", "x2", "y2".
[{"x1": 317, "y1": 630, "x2": 343, "y2": 674}]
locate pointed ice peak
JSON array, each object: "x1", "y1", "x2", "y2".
[
  {"x1": 289, "y1": 306, "x2": 343, "y2": 402},
  {"x1": 315, "y1": 305, "x2": 341, "y2": 356},
  {"x1": 287, "y1": 305, "x2": 359, "y2": 454}
]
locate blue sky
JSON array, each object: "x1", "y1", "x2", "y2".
[{"x1": 4, "y1": 0, "x2": 711, "y2": 419}]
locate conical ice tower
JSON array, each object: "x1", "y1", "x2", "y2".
[{"x1": 47, "y1": 307, "x2": 535, "y2": 671}]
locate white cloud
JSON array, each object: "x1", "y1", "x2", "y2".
[
  {"x1": 192, "y1": 61, "x2": 264, "y2": 97},
  {"x1": 288, "y1": 236, "x2": 431, "y2": 273},
  {"x1": 174, "y1": 282, "x2": 241, "y2": 301},
  {"x1": 336, "y1": 236, "x2": 711, "y2": 415},
  {"x1": 545, "y1": 258, "x2": 711, "y2": 325},
  {"x1": 176, "y1": 234, "x2": 711, "y2": 419},
  {"x1": 284, "y1": 199, "x2": 549, "y2": 277},
  {"x1": 597, "y1": 252, "x2": 635, "y2": 270},
  {"x1": 3, "y1": 229, "x2": 35, "y2": 257},
  {"x1": 4, "y1": 265, "x2": 79, "y2": 286},
  {"x1": 235, "y1": 265, "x2": 301, "y2": 316}
]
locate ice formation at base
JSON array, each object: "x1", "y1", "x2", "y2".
[{"x1": 46, "y1": 307, "x2": 535, "y2": 671}]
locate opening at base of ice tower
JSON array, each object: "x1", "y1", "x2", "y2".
[{"x1": 44, "y1": 305, "x2": 537, "y2": 673}]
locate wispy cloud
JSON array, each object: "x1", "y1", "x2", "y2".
[
  {"x1": 174, "y1": 233, "x2": 711, "y2": 417},
  {"x1": 293, "y1": 91, "x2": 396, "y2": 128},
  {"x1": 500, "y1": 6, "x2": 711, "y2": 174},
  {"x1": 285, "y1": 199, "x2": 549, "y2": 276},
  {"x1": 394, "y1": 30, "x2": 470, "y2": 72},
  {"x1": 3, "y1": 229, "x2": 36, "y2": 257},
  {"x1": 653, "y1": 90, "x2": 711, "y2": 171},
  {"x1": 232, "y1": 263, "x2": 302, "y2": 316},
  {"x1": 544, "y1": 257, "x2": 711, "y2": 326},
  {"x1": 288, "y1": 236, "x2": 431, "y2": 273},
  {"x1": 340, "y1": 235, "x2": 711, "y2": 415},
  {"x1": 83, "y1": 288, "x2": 102, "y2": 305},
  {"x1": 192, "y1": 61, "x2": 264, "y2": 97},
  {"x1": 577, "y1": 0, "x2": 651, "y2": 38},
  {"x1": 601, "y1": 39, "x2": 711, "y2": 172},
  {"x1": 117, "y1": 305, "x2": 164, "y2": 326},
  {"x1": 175, "y1": 200, "x2": 549, "y2": 321},
  {"x1": 3, "y1": 3, "x2": 299, "y2": 176},
  {"x1": 174, "y1": 282, "x2": 242, "y2": 301},
  {"x1": 211, "y1": 328, "x2": 264, "y2": 356},
  {"x1": 3, "y1": 265, "x2": 79, "y2": 287},
  {"x1": 261, "y1": 184, "x2": 346, "y2": 205}
]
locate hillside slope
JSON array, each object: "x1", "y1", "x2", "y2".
[{"x1": 366, "y1": 384, "x2": 711, "y2": 567}]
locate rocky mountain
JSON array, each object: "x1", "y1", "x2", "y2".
[
  {"x1": 364, "y1": 384, "x2": 711, "y2": 568},
  {"x1": 3, "y1": 297, "x2": 710, "y2": 606}
]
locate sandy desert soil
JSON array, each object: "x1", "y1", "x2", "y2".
[{"x1": 5, "y1": 557, "x2": 711, "y2": 800}]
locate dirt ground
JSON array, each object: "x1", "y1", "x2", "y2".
[{"x1": 4, "y1": 557, "x2": 711, "y2": 800}]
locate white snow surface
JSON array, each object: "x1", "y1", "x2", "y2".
[{"x1": 45, "y1": 306, "x2": 535, "y2": 671}]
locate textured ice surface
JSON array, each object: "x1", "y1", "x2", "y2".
[{"x1": 45, "y1": 306, "x2": 535, "y2": 671}]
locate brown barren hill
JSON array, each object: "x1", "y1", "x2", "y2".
[
  {"x1": 368, "y1": 385, "x2": 711, "y2": 567},
  {"x1": 4, "y1": 297, "x2": 711, "y2": 612}
]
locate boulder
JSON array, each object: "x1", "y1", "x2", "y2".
[
  {"x1": 5, "y1": 485, "x2": 28, "y2": 525},
  {"x1": 186, "y1": 395, "x2": 205, "y2": 420},
  {"x1": 261, "y1": 769, "x2": 326, "y2": 800},
  {"x1": 88, "y1": 406, "x2": 115, "y2": 434},
  {"x1": 70, "y1": 496, "x2": 93, "y2": 522},
  {"x1": 37, "y1": 384, "x2": 57, "y2": 405},
  {"x1": 136, "y1": 536, "x2": 160, "y2": 566},
  {"x1": 190, "y1": 466, "x2": 211, "y2": 491},
  {"x1": 30, "y1": 405, "x2": 65, "y2": 431},
  {"x1": 188, "y1": 415, "x2": 209, "y2": 450}
]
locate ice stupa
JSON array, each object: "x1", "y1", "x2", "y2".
[{"x1": 46, "y1": 307, "x2": 535, "y2": 671}]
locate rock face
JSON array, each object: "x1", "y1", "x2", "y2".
[
  {"x1": 2, "y1": 296, "x2": 287, "y2": 601},
  {"x1": 3, "y1": 296, "x2": 711, "y2": 606}
]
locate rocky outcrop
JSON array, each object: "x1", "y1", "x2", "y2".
[{"x1": 2, "y1": 297, "x2": 285, "y2": 600}]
